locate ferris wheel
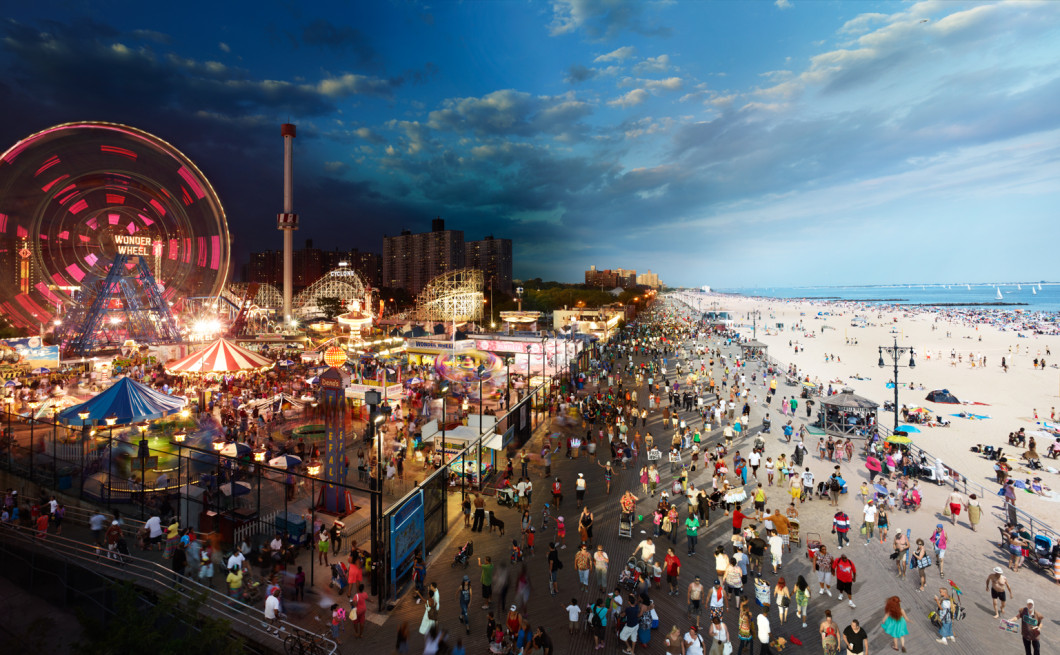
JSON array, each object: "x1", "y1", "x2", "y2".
[{"x1": 0, "y1": 122, "x2": 230, "y2": 330}]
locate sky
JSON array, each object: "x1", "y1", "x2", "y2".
[{"x1": 2, "y1": 0, "x2": 1059, "y2": 289}]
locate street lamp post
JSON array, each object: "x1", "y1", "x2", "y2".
[
  {"x1": 137, "y1": 423, "x2": 149, "y2": 520},
  {"x1": 364, "y1": 389, "x2": 382, "y2": 605},
  {"x1": 504, "y1": 357, "x2": 513, "y2": 410},
  {"x1": 28, "y1": 401, "x2": 38, "y2": 482},
  {"x1": 78, "y1": 410, "x2": 91, "y2": 495},
  {"x1": 105, "y1": 414, "x2": 118, "y2": 508},
  {"x1": 52, "y1": 406, "x2": 61, "y2": 489},
  {"x1": 173, "y1": 429, "x2": 187, "y2": 528},
  {"x1": 878, "y1": 337, "x2": 916, "y2": 432}
]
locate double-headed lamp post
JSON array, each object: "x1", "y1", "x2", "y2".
[{"x1": 878, "y1": 337, "x2": 916, "y2": 432}]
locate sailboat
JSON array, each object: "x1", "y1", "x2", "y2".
[
  {"x1": 995, "y1": 287, "x2": 1003, "y2": 300},
  {"x1": 1018, "y1": 283, "x2": 1022, "y2": 290},
  {"x1": 966, "y1": 284, "x2": 971, "y2": 290},
  {"x1": 1032, "y1": 287, "x2": 1037, "y2": 295},
  {"x1": 1039, "y1": 283, "x2": 1043, "y2": 291}
]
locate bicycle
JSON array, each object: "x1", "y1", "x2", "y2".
[{"x1": 283, "y1": 625, "x2": 330, "y2": 655}]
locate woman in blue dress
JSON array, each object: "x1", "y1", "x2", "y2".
[{"x1": 881, "y1": 595, "x2": 909, "y2": 652}]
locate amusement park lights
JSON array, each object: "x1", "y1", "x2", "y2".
[{"x1": 191, "y1": 317, "x2": 223, "y2": 338}]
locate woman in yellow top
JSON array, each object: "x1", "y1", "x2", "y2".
[
  {"x1": 226, "y1": 566, "x2": 243, "y2": 602},
  {"x1": 164, "y1": 519, "x2": 180, "y2": 559}
]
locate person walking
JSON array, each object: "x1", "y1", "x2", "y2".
[
  {"x1": 1011, "y1": 599, "x2": 1043, "y2": 655},
  {"x1": 986, "y1": 567, "x2": 1012, "y2": 618},
  {"x1": 832, "y1": 554, "x2": 857, "y2": 608},
  {"x1": 756, "y1": 606, "x2": 772, "y2": 655},
  {"x1": 945, "y1": 489, "x2": 964, "y2": 527},
  {"x1": 881, "y1": 595, "x2": 909, "y2": 652},
  {"x1": 819, "y1": 609, "x2": 840, "y2": 655},
  {"x1": 842, "y1": 619, "x2": 868, "y2": 655},
  {"x1": 548, "y1": 541, "x2": 562, "y2": 596},
  {"x1": 664, "y1": 547, "x2": 682, "y2": 596},
  {"x1": 813, "y1": 544, "x2": 834, "y2": 596},
  {"x1": 911, "y1": 538, "x2": 929, "y2": 592},
  {"x1": 575, "y1": 544, "x2": 593, "y2": 593},
  {"x1": 930, "y1": 524, "x2": 948, "y2": 578},
  {"x1": 933, "y1": 587, "x2": 955, "y2": 644},
  {"x1": 965, "y1": 493, "x2": 982, "y2": 532},
  {"x1": 686, "y1": 509, "x2": 701, "y2": 556},
  {"x1": 707, "y1": 615, "x2": 730, "y2": 655},
  {"x1": 458, "y1": 575, "x2": 473, "y2": 635},
  {"x1": 832, "y1": 509, "x2": 850, "y2": 549},
  {"x1": 893, "y1": 530, "x2": 910, "y2": 579},
  {"x1": 477, "y1": 556, "x2": 493, "y2": 609},
  {"x1": 794, "y1": 575, "x2": 811, "y2": 628},
  {"x1": 594, "y1": 544, "x2": 609, "y2": 590},
  {"x1": 774, "y1": 577, "x2": 791, "y2": 624},
  {"x1": 861, "y1": 500, "x2": 878, "y2": 544},
  {"x1": 735, "y1": 601, "x2": 754, "y2": 655},
  {"x1": 417, "y1": 581, "x2": 440, "y2": 637}
]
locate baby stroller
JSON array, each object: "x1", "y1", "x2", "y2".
[
  {"x1": 620, "y1": 557, "x2": 649, "y2": 591},
  {"x1": 329, "y1": 562, "x2": 349, "y2": 591},
  {"x1": 452, "y1": 540, "x2": 474, "y2": 568},
  {"x1": 901, "y1": 489, "x2": 922, "y2": 512},
  {"x1": 1030, "y1": 535, "x2": 1053, "y2": 571},
  {"x1": 496, "y1": 486, "x2": 517, "y2": 508}
]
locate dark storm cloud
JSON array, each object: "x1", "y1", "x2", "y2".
[
  {"x1": 300, "y1": 18, "x2": 377, "y2": 65},
  {"x1": 566, "y1": 64, "x2": 597, "y2": 84},
  {"x1": 427, "y1": 90, "x2": 593, "y2": 139},
  {"x1": 549, "y1": 0, "x2": 672, "y2": 40}
]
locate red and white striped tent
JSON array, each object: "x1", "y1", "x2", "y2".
[{"x1": 165, "y1": 338, "x2": 274, "y2": 375}]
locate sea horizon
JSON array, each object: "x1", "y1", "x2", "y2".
[{"x1": 710, "y1": 282, "x2": 1060, "y2": 313}]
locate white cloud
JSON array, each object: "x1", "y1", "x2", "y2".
[
  {"x1": 608, "y1": 88, "x2": 649, "y2": 107},
  {"x1": 644, "y1": 77, "x2": 683, "y2": 92},
  {"x1": 219, "y1": 42, "x2": 231, "y2": 53},
  {"x1": 594, "y1": 46, "x2": 635, "y2": 63},
  {"x1": 775, "y1": 0, "x2": 792, "y2": 9},
  {"x1": 633, "y1": 54, "x2": 670, "y2": 74}
]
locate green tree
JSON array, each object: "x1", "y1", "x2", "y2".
[
  {"x1": 317, "y1": 296, "x2": 345, "y2": 320},
  {"x1": 75, "y1": 583, "x2": 243, "y2": 655}
]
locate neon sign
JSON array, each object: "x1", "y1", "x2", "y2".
[{"x1": 112, "y1": 235, "x2": 153, "y2": 256}]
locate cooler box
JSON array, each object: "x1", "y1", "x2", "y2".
[{"x1": 275, "y1": 511, "x2": 307, "y2": 543}]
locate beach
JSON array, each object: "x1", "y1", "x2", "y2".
[{"x1": 686, "y1": 292, "x2": 1060, "y2": 526}]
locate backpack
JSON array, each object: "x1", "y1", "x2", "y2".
[
  {"x1": 830, "y1": 478, "x2": 841, "y2": 492},
  {"x1": 592, "y1": 607, "x2": 604, "y2": 628}
]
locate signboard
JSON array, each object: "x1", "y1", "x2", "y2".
[
  {"x1": 405, "y1": 339, "x2": 475, "y2": 353},
  {"x1": 389, "y1": 490, "x2": 425, "y2": 586},
  {"x1": 345, "y1": 382, "x2": 403, "y2": 400},
  {"x1": 0, "y1": 337, "x2": 60, "y2": 370},
  {"x1": 112, "y1": 234, "x2": 155, "y2": 256}
]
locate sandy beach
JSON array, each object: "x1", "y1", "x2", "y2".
[{"x1": 683, "y1": 292, "x2": 1060, "y2": 526}]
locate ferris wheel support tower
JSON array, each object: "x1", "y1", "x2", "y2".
[{"x1": 277, "y1": 123, "x2": 299, "y2": 327}]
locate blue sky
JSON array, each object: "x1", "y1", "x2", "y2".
[{"x1": 2, "y1": 0, "x2": 1059, "y2": 288}]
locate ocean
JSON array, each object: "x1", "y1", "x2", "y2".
[{"x1": 718, "y1": 283, "x2": 1060, "y2": 313}]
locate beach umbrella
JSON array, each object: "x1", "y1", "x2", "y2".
[
  {"x1": 4, "y1": 380, "x2": 16, "y2": 387},
  {"x1": 221, "y1": 442, "x2": 252, "y2": 458},
  {"x1": 896, "y1": 425, "x2": 921, "y2": 434},
  {"x1": 886, "y1": 434, "x2": 912, "y2": 444},
  {"x1": 269, "y1": 454, "x2": 303, "y2": 469},
  {"x1": 874, "y1": 484, "x2": 889, "y2": 495},
  {"x1": 218, "y1": 481, "x2": 252, "y2": 496}
]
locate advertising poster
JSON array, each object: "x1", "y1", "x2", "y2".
[{"x1": 0, "y1": 337, "x2": 60, "y2": 372}]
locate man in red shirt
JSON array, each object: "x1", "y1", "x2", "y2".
[
  {"x1": 831, "y1": 554, "x2": 857, "y2": 608},
  {"x1": 732, "y1": 504, "x2": 749, "y2": 535},
  {"x1": 664, "y1": 547, "x2": 682, "y2": 596}
]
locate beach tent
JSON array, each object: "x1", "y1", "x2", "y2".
[
  {"x1": 926, "y1": 389, "x2": 960, "y2": 404},
  {"x1": 57, "y1": 377, "x2": 187, "y2": 427},
  {"x1": 165, "y1": 338, "x2": 273, "y2": 375}
]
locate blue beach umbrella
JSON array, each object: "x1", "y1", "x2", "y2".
[{"x1": 896, "y1": 425, "x2": 921, "y2": 433}]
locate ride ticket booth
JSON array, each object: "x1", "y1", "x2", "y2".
[{"x1": 423, "y1": 424, "x2": 497, "y2": 485}]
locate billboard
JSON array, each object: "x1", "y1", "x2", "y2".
[{"x1": 0, "y1": 337, "x2": 60, "y2": 371}]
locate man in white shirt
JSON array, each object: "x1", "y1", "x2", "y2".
[
  {"x1": 516, "y1": 478, "x2": 528, "y2": 509},
  {"x1": 748, "y1": 451, "x2": 762, "y2": 480},
  {"x1": 144, "y1": 515, "x2": 164, "y2": 550},
  {"x1": 227, "y1": 549, "x2": 246, "y2": 572},
  {"x1": 633, "y1": 538, "x2": 656, "y2": 564},
  {"x1": 264, "y1": 588, "x2": 284, "y2": 634},
  {"x1": 862, "y1": 500, "x2": 878, "y2": 544},
  {"x1": 802, "y1": 468, "x2": 815, "y2": 494},
  {"x1": 757, "y1": 606, "x2": 772, "y2": 648}
]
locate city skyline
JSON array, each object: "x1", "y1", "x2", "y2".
[{"x1": 1, "y1": 1, "x2": 1058, "y2": 287}]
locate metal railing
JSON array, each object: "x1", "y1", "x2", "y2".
[{"x1": 0, "y1": 521, "x2": 337, "y2": 654}]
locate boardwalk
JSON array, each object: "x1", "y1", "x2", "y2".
[{"x1": 3, "y1": 327, "x2": 1057, "y2": 655}]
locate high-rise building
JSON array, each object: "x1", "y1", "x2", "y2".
[
  {"x1": 465, "y1": 235, "x2": 512, "y2": 292},
  {"x1": 585, "y1": 266, "x2": 636, "y2": 288},
  {"x1": 382, "y1": 218, "x2": 465, "y2": 295},
  {"x1": 636, "y1": 270, "x2": 661, "y2": 288}
]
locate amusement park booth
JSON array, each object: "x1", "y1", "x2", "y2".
[
  {"x1": 405, "y1": 336, "x2": 476, "y2": 367},
  {"x1": 740, "y1": 340, "x2": 768, "y2": 361},
  {"x1": 819, "y1": 388, "x2": 879, "y2": 439},
  {"x1": 421, "y1": 424, "x2": 507, "y2": 485}
]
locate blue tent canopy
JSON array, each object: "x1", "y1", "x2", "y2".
[{"x1": 57, "y1": 377, "x2": 187, "y2": 427}]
